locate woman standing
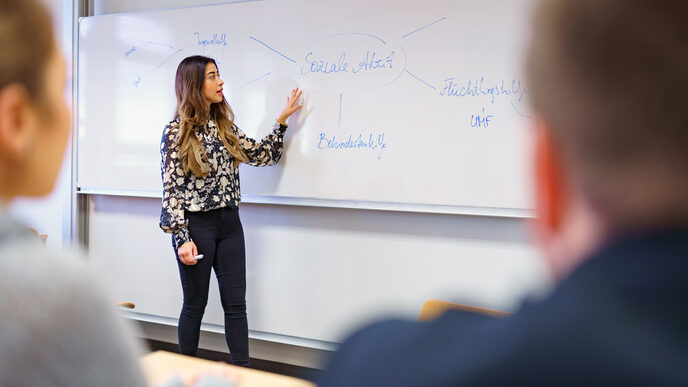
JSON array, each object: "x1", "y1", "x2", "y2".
[{"x1": 159, "y1": 55, "x2": 302, "y2": 366}]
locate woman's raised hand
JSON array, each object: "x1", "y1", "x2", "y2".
[{"x1": 276, "y1": 88, "x2": 303, "y2": 125}]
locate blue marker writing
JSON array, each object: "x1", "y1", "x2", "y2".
[
  {"x1": 471, "y1": 108, "x2": 493, "y2": 128},
  {"x1": 317, "y1": 132, "x2": 388, "y2": 159}
]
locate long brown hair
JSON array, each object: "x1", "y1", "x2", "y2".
[{"x1": 174, "y1": 55, "x2": 248, "y2": 178}]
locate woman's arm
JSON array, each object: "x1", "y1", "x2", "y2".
[
  {"x1": 159, "y1": 122, "x2": 192, "y2": 247},
  {"x1": 236, "y1": 88, "x2": 303, "y2": 167},
  {"x1": 234, "y1": 122, "x2": 288, "y2": 167}
]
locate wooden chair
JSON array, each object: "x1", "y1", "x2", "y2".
[
  {"x1": 419, "y1": 299, "x2": 510, "y2": 321},
  {"x1": 116, "y1": 302, "x2": 135, "y2": 309},
  {"x1": 27, "y1": 228, "x2": 48, "y2": 244}
]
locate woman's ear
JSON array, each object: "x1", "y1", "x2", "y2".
[
  {"x1": 0, "y1": 84, "x2": 37, "y2": 163},
  {"x1": 533, "y1": 117, "x2": 569, "y2": 238}
]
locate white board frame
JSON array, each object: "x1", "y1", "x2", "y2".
[{"x1": 77, "y1": 187, "x2": 532, "y2": 218}]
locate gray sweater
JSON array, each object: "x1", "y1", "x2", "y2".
[{"x1": 0, "y1": 213, "x2": 147, "y2": 386}]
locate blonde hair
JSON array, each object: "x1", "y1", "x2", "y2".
[{"x1": 174, "y1": 55, "x2": 248, "y2": 178}]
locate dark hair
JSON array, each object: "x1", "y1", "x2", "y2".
[
  {"x1": 527, "y1": 0, "x2": 688, "y2": 228},
  {"x1": 174, "y1": 55, "x2": 248, "y2": 178},
  {"x1": 0, "y1": 0, "x2": 55, "y2": 104}
]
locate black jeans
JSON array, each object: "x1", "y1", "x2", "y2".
[{"x1": 172, "y1": 206, "x2": 249, "y2": 366}]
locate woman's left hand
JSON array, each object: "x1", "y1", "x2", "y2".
[{"x1": 276, "y1": 88, "x2": 303, "y2": 125}]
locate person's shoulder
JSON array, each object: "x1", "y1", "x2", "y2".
[
  {"x1": 164, "y1": 118, "x2": 181, "y2": 134},
  {"x1": 0, "y1": 238, "x2": 135, "y2": 340},
  {"x1": 321, "y1": 307, "x2": 576, "y2": 386},
  {"x1": 0, "y1": 240, "x2": 118, "y2": 333},
  {"x1": 162, "y1": 119, "x2": 182, "y2": 147},
  {"x1": 0, "y1": 240, "x2": 93, "y2": 290},
  {"x1": 166, "y1": 117, "x2": 181, "y2": 127},
  {"x1": 0, "y1": 241, "x2": 148, "y2": 386},
  {"x1": 0, "y1": 213, "x2": 102, "y2": 294}
]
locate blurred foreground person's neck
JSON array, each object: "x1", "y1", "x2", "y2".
[
  {"x1": 531, "y1": 122, "x2": 688, "y2": 283},
  {"x1": 537, "y1": 194, "x2": 607, "y2": 282},
  {"x1": 531, "y1": 121, "x2": 610, "y2": 282}
]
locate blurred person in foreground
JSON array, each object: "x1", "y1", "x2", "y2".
[
  {"x1": 0, "y1": 1, "x2": 241, "y2": 385},
  {"x1": 320, "y1": 0, "x2": 688, "y2": 385},
  {"x1": 0, "y1": 0, "x2": 147, "y2": 385}
]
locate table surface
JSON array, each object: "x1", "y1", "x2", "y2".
[{"x1": 140, "y1": 350, "x2": 316, "y2": 387}]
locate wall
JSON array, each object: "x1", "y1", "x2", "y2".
[{"x1": 84, "y1": 0, "x2": 551, "y2": 368}]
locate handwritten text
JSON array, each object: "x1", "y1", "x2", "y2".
[
  {"x1": 317, "y1": 132, "x2": 388, "y2": 160},
  {"x1": 301, "y1": 50, "x2": 395, "y2": 76},
  {"x1": 194, "y1": 32, "x2": 228, "y2": 47},
  {"x1": 441, "y1": 77, "x2": 527, "y2": 104},
  {"x1": 471, "y1": 108, "x2": 493, "y2": 128}
]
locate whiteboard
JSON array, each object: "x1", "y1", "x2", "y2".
[{"x1": 78, "y1": 0, "x2": 535, "y2": 212}]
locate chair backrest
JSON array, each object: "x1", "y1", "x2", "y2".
[
  {"x1": 419, "y1": 299, "x2": 510, "y2": 321},
  {"x1": 27, "y1": 228, "x2": 47, "y2": 244},
  {"x1": 116, "y1": 302, "x2": 135, "y2": 309}
]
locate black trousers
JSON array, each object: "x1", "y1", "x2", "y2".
[{"x1": 172, "y1": 206, "x2": 249, "y2": 366}]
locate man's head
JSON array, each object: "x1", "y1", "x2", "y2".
[{"x1": 527, "y1": 0, "x2": 688, "y2": 277}]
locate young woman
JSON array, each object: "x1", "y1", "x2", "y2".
[
  {"x1": 159, "y1": 55, "x2": 302, "y2": 366},
  {"x1": 0, "y1": 0, "x2": 146, "y2": 385}
]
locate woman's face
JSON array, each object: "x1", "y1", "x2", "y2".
[
  {"x1": 0, "y1": 47, "x2": 71, "y2": 199},
  {"x1": 22, "y1": 49, "x2": 71, "y2": 197},
  {"x1": 201, "y1": 62, "x2": 224, "y2": 107}
]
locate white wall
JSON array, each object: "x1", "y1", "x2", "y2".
[
  {"x1": 88, "y1": 196, "x2": 545, "y2": 335},
  {"x1": 84, "y1": 0, "x2": 551, "y2": 368}
]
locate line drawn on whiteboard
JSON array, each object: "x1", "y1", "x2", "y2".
[
  {"x1": 338, "y1": 93, "x2": 342, "y2": 129},
  {"x1": 321, "y1": 32, "x2": 388, "y2": 45},
  {"x1": 249, "y1": 36, "x2": 296, "y2": 63},
  {"x1": 133, "y1": 75, "x2": 142, "y2": 89},
  {"x1": 404, "y1": 69, "x2": 436, "y2": 90},
  {"x1": 230, "y1": 72, "x2": 272, "y2": 95},
  {"x1": 124, "y1": 46, "x2": 137, "y2": 58},
  {"x1": 146, "y1": 41, "x2": 175, "y2": 50},
  {"x1": 401, "y1": 16, "x2": 447, "y2": 39},
  {"x1": 128, "y1": 41, "x2": 184, "y2": 89},
  {"x1": 510, "y1": 101, "x2": 534, "y2": 132},
  {"x1": 157, "y1": 48, "x2": 184, "y2": 69}
]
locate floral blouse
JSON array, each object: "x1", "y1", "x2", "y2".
[{"x1": 159, "y1": 118, "x2": 286, "y2": 246}]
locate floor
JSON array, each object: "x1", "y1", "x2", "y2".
[{"x1": 145, "y1": 339, "x2": 321, "y2": 382}]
